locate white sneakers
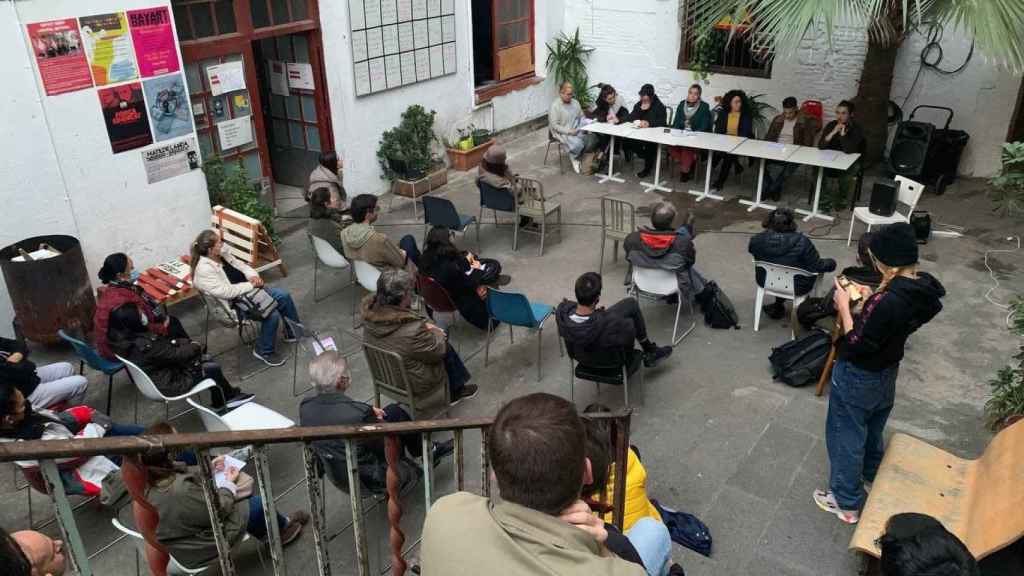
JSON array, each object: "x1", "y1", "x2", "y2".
[
  {"x1": 813, "y1": 489, "x2": 860, "y2": 524},
  {"x1": 570, "y1": 157, "x2": 581, "y2": 174}
]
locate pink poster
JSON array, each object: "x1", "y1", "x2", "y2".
[
  {"x1": 127, "y1": 6, "x2": 179, "y2": 78},
  {"x1": 26, "y1": 18, "x2": 93, "y2": 96}
]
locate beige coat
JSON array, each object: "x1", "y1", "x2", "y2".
[
  {"x1": 421, "y1": 492, "x2": 646, "y2": 576},
  {"x1": 192, "y1": 244, "x2": 257, "y2": 318},
  {"x1": 340, "y1": 223, "x2": 406, "y2": 270},
  {"x1": 307, "y1": 164, "x2": 346, "y2": 208}
]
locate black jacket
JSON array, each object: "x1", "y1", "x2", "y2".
[
  {"x1": 748, "y1": 231, "x2": 836, "y2": 296},
  {"x1": 299, "y1": 391, "x2": 387, "y2": 493},
  {"x1": 420, "y1": 252, "x2": 493, "y2": 331},
  {"x1": 556, "y1": 300, "x2": 636, "y2": 365},
  {"x1": 819, "y1": 120, "x2": 866, "y2": 155},
  {"x1": 628, "y1": 98, "x2": 668, "y2": 128},
  {"x1": 109, "y1": 330, "x2": 201, "y2": 396},
  {"x1": 838, "y1": 273, "x2": 945, "y2": 371},
  {"x1": 0, "y1": 336, "x2": 39, "y2": 398}
]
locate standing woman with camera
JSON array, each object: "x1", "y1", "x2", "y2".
[{"x1": 814, "y1": 223, "x2": 945, "y2": 524}]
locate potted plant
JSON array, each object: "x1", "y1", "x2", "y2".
[
  {"x1": 377, "y1": 105, "x2": 447, "y2": 198},
  {"x1": 201, "y1": 157, "x2": 278, "y2": 242},
  {"x1": 445, "y1": 122, "x2": 495, "y2": 171},
  {"x1": 989, "y1": 141, "x2": 1024, "y2": 217},
  {"x1": 546, "y1": 29, "x2": 595, "y2": 109},
  {"x1": 985, "y1": 297, "x2": 1024, "y2": 431}
]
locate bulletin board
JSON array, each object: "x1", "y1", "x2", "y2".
[{"x1": 349, "y1": 0, "x2": 457, "y2": 97}]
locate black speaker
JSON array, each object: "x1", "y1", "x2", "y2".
[
  {"x1": 869, "y1": 181, "x2": 898, "y2": 216},
  {"x1": 910, "y1": 211, "x2": 931, "y2": 244},
  {"x1": 888, "y1": 121, "x2": 934, "y2": 177}
]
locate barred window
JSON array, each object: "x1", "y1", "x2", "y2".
[{"x1": 677, "y1": 1, "x2": 773, "y2": 79}]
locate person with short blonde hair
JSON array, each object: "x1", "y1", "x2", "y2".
[{"x1": 549, "y1": 81, "x2": 587, "y2": 173}]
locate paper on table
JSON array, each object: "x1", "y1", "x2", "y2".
[
  {"x1": 311, "y1": 336, "x2": 338, "y2": 355},
  {"x1": 214, "y1": 454, "x2": 246, "y2": 490}
]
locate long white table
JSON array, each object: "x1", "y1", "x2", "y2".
[
  {"x1": 578, "y1": 121, "x2": 637, "y2": 184},
  {"x1": 785, "y1": 147, "x2": 861, "y2": 222},
  {"x1": 731, "y1": 140, "x2": 802, "y2": 213}
]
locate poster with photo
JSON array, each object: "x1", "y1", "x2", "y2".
[
  {"x1": 98, "y1": 82, "x2": 152, "y2": 153},
  {"x1": 142, "y1": 137, "x2": 199, "y2": 184},
  {"x1": 26, "y1": 18, "x2": 93, "y2": 96},
  {"x1": 80, "y1": 12, "x2": 139, "y2": 86},
  {"x1": 143, "y1": 73, "x2": 193, "y2": 142},
  {"x1": 127, "y1": 7, "x2": 180, "y2": 77}
]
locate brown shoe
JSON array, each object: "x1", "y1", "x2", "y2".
[{"x1": 281, "y1": 510, "x2": 310, "y2": 546}]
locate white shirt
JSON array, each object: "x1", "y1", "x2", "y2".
[{"x1": 778, "y1": 117, "x2": 797, "y2": 145}]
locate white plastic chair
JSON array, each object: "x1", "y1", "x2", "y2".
[
  {"x1": 116, "y1": 355, "x2": 217, "y2": 423},
  {"x1": 186, "y1": 398, "x2": 295, "y2": 432},
  {"x1": 752, "y1": 260, "x2": 821, "y2": 339},
  {"x1": 629, "y1": 266, "x2": 696, "y2": 346},
  {"x1": 111, "y1": 518, "x2": 258, "y2": 575},
  {"x1": 308, "y1": 233, "x2": 353, "y2": 302},
  {"x1": 847, "y1": 175, "x2": 925, "y2": 246},
  {"x1": 351, "y1": 260, "x2": 382, "y2": 328}
]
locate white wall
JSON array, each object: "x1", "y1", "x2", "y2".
[
  {"x1": 562, "y1": 0, "x2": 1020, "y2": 176},
  {"x1": 0, "y1": 0, "x2": 211, "y2": 338}
]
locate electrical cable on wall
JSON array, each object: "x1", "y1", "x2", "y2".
[{"x1": 901, "y1": 21, "x2": 975, "y2": 107}]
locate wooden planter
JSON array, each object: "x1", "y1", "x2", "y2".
[
  {"x1": 446, "y1": 139, "x2": 494, "y2": 171},
  {"x1": 392, "y1": 164, "x2": 448, "y2": 198}
]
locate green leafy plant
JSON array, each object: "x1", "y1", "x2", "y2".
[
  {"x1": 689, "y1": 28, "x2": 727, "y2": 81},
  {"x1": 743, "y1": 92, "x2": 777, "y2": 137},
  {"x1": 986, "y1": 298, "x2": 1024, "y2": 430},
  {"x1": 201, "y1": 157, "x2": 277, "y2": 242},
  {"x1": 377, "y1": 105, "x2": 441, "y2": 180},
  {"x1": 989, "y1": 141, "x2": 1024, "y2": 217},
  {"x1": 545, "y1": 29, "x2": 595, "y2": 109}
]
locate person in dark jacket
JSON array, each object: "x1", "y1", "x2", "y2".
[
  {"x1": 307, "y1": 186, "x2": 350, "y2": 257},
  {"x1": 814, "y1": 223, "x2": 944, "y2": 525},
  {"x1": 298, "y1": 351, "x2": 452, "y2": 494},
  {"x1": 623, "y1": 201, "x2": 707, "y2": 301},
  {"x1": 625, "y1": 84, "x2": 668, "y2": 179},
  {"x1": 748, "y1": 208, "x2": 837, "y2": 320},
  {"x1": 667, "y1": 84, "x2": 713, "y2": 182},
  {"x1": 711, "y1": 89, "x2": 755, "y2": 192},
  {"x1": 419, "y1": 226, "x2": 508, "y2": 331},
  {"x1": 556, "y1": 272, "x2": 672, "y2": 372},
  {"x1": 107, "y1": 304, "x2": 254, "y2": 411},
  {"x1": 762, "y1": 97, "x2": 821, "y2": 200},
  {"x1": 0, "y1": 337, "x2": 87, "y2": 411},
  {"x1": 797, "y1": 232, "x2": 882, "y2": 330},
  {"x1": 590, "y1": 84, "x2": 632, "y2": 168},
  {"x1": 818, "y1": 100, "x2": 866, "y2": 210}
]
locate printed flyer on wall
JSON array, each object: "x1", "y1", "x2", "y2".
[
  {"x1": 99, "y1": 82, "x2": 153, "y2": 153},
  {"x1": 142, "y1": 137, "x2": 200, "y2": 184},
  {"x1": 26, "y1": 18, "x2": 93, "y2": 96},
  {"x1": 127, "y1": 6, "x2": 180, "y2": 77},
  {"x1": 80, "y1": 12, "x2": 139, "y2": 86},
  {"x1": 143, "y1": 73, "x2": 194, "y2": 142}
]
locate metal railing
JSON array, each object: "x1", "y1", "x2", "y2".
[{"x1": 0, "y1": 410, "x2": 632, "y2": 576}]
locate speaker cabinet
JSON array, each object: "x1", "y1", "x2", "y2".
[{"x1": 869, "y1": 181, "x2": 898, "y2": 216}]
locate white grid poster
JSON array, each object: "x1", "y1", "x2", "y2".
[{"x1": 350, "y1": 0, "x2": 456, "y2": 97}]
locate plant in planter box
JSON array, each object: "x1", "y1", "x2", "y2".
[
  {"x1": 201, "y1": 157, "x2": 278, "y2": 242},
  {"x1": 546, "y1": 29, "x2": 595, "y2": 109},
  {"x1": 989, "y1": 141, "x2": 1024, "y2": 217},
  {"x1": 986, "y1": 298, "x2": 1024, "y2": 430},
  {"x1": 377, "y1": 105, "x2": 442, "y2": 181}
]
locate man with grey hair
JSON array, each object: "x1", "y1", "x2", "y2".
[
  {"x1": 361, "y1": 269, "x2": 477, "y2": 408},
  {"x1": 298, "y1": 350, "x2": 454, "y2": 493},
  {"x1": 624, "y1": 201, "x2": 707, "y2": 302}
]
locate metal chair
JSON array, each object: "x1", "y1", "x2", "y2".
[
  {"x1": 847, "y1": 175, "x2": 925, "y2": 246},
  {"x1": 599, "y1": 197, "x2": 637, "y2": 276},
  {"x1": 544, "y1": 130, "x2": 567, "y2": 174},
  {"x1": 422, "y1": 196, "x2": 476, "y2": 243},
  {"x1": 515, "y1": 177, "x2": 562, "y2": 256},
  {"x1": 477, "y1": 180, "x2": 518, "y2": 249},
  {"x1": 752, "y1": 260, "x2": 822, "y2": 339},
  {"x1": 308, "y1": 233, "x2": 353, "y2": 303},
  {"x1": 115, "y1": 355, "x2": 217, "y2": 423},
  {"x1": 561, "y1": 335, "x2": 643, "y2": 407},
  {"x1": 629, "y1": 266, "x2": 696, "y2": 346},
  {"x1": 363, "y1": 342, "x2": 449, "y2": 420},
  {"x1": 58, "y1": 329, "x2": 127, "y2": 414},
  {"x1": 351, "y1": 260, "x2": 382, "y2": 329},
  {"x1": 187, "y1": 398, "x2": 295, "y2": 432},
  {"x1": 484, "y1": 288, "x2": 554, "y2": 382}
]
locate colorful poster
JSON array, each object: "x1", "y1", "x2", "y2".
[
  {"x1": 206, "y1": 61, "x2": 245, "y2": 96},
  {"x1": 217, "y1": 115, "x2": 253, "y2": 150},
  {"x1": 98, "y1": 82, "x2": 153, "y2": 153},
  {"x1": 143, "y1": 73, "x2": 193, "y2": 142},
  {"x1": 127, "y1": 7, "x2": 180, "y2": 77},
  {"x1": 80, "y1": 12, "x2": 139, "y2": 86},
  {"x1": 142, "y1": 137, "x2": 199, "y2": 184},
  {"x1": 26, "y1": 19, "x2": 93, "y2": 96}
]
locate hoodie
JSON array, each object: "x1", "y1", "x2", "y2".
[
  {"x1": 360, "y1": 294, "x2": 448, "y2": 400},
  {"x1": 307, "y1": 164, "x2": 346, "y2": 207},
  {"x1": 748, "y1": 230, "x2": 836, "y2": 296},
  {"x1": 340, "y1": 222, "x2": 406, "y2": 270},
  {"x1": 555, "y1": 300, "x2": 637, "y2": 365},
  {"x1": 838, "y1": 272, "x2": 945, "y2": 371}
]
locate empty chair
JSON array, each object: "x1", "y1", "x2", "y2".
[
  {"x1": 186, "y1": 398, "x2": 294, "y2": 432},
  {"x1": 599, "y1": 197, "x2": 637, "y2": 276},
  {"x1": 544, "y1": 130, "x2": 568, "y2": 174},
  {"x1": 563, "y1": 338, "x2": 643, "y2": 406},
  {"x1": 751, "y1": 260, "x2": 822, "y2": 338},
  {"x1": 515, "y1": 177, "x2": 562, "y2": 256},
  {"x1": 477, "y1": 180, "x2": 519, "y2": 249},
  {"x1": 629, "y1": 266, "x2": 696, "y2": 346},
  {"x1": 351, "y1": 260, "x2": 382, "y2": 328},
  {"x1": 363, "y1": 342, "x2": 449, "y2": 420},
  {"x1": 59, "y1": 329, "x2": 126, "y2": 414},
  {"x1": 484, "y1": 288, "x2": 554, "y2": 382},
  {"x1": 116, "y1": 355, "x2": 216, "y2": 423},
  {"x1": 308, "y1": 232, "x2": 353, "y2": 303},
  {"x1": 422, "y1": 196, "x2": 476, "y2": 242},
  {"x1": 847, "y1": 175, "x2": 925, "y2": 246}
]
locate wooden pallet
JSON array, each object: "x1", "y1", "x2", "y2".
[{"x1": 210, "y1": 205, "x2": 287, "y2": 276}]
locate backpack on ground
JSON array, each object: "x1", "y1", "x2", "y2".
[
  {"x1": 769, "y1": 329, "x2": 831, "y2": 387},
  {"x1": 694, "y1": 281, "x2": 740, "y2": 330}
]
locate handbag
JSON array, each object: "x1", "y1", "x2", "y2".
[{"x1": 232, "y1": 288, "x2": 279, "y2": 321}]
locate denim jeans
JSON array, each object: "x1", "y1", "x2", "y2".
[
  {"x1": 245, "y1": 495, "x2": 289, "y2": 540},
  {"x1": 826, "y1": 359, "x2": 898, "y2": 510},
  {"x1": 443, "y1": 344, "x2": 470, "y2": 398},
  {"x1": 257, "y1": 287, "x2": 301, "y2": 355},
  {"x1": 626, "y1": 517, "x2": 673, "y2": 576},
  {"x1": 764, "y1": 161, "x2": 799, "y2": 197}
]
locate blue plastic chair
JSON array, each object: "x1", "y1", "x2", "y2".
[
  {"x1": 422, "y1": 196, "x2": 476, "y2": 244},
  {"x1": 477, "y1": 180, "x2": 518, "y2": 249},
  {"x1": 484, "y1": 289, "x2": 554, "y2": 381},
  {"x1": 58, "y1": 330, "x2": 128, "y2": 415}
]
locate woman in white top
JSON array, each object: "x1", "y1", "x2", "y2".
[{"x1": 190, "y1": 230, "x2": 301, "y2": 367}]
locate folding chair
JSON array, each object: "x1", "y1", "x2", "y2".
[
  {"x1": 476, "y1": 180, "x2": 518, "y2": 249},
  {"x1": 599, "y1": 197, "x2": 637, "y2": 276},
  {"x1": 515, "y1": 177, "x2": 562, "y2": 256},
  {"x1": 115, "y1": 355, "x2": 217, "y2": 423},
  {"x1": 752, "y1": 260, "x2": 822, "y2": 339},
  {"x1": 544, "y1": 130, "x2": 568, "y2": 174},
  {"x1": 363, "y1": 342, "x2": 449, "y2": 420},
  {"x1": 308, "y1": 233, "x2": 353, "y2": 303},
  {"x1": 629, "y1": 266, "x2": 696, "y2": 346},
  {"x1": 422, "y1": 196, "x2": 476, "y2": 244},
  {"x1": 847, "y1": 175, "x2": 925, "y2": 246},
  {"x1": 58, "y1": 329, "x2": 127, "y2": 414},
  {"x1": 562, "y1": 337, "x2": 643, "y2": 407},
  {"x1": 187, "y1": 398, "x2": 294, "y2": 432},
  {"x1": 484, "y1": 288, "x2": 554, "y2": 382}
]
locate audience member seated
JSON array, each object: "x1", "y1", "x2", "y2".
[
  {"x1": 879, "y1": 513, "x2": 979, "y2": 576},
  {"x1": 549, "y1": 81, "x2": 587, "y2": 174},
  {"x1": 556, "y1": 272, "x2": 672, "y2": 371},
  {"x1": 626, "y1": 84, "x2": 668, "y2": 179},
  {"x1": 590, "y1": 84, "x2": 631, "y2": 169},
  {"x1": 0, "y1": 336, "x2": 86, "y2": 412},
  {"x1": 299, "y1": 351, "x2": 453, "y2": 494},
  {"x1": 711, "y1": 89, "x2": 755, "y2": 192},
  {"x1": 307, "y1": 187, "x2": 349, "y2": 257},
  {"x1": 748, "y1": 208, "x2": 837, "y2": 320},
  {"x1": 763, "y1": 96, "x2": 821, "y2": 200},
  {"x1": 818, "y1": 99, "x2": 866, "y2": 209},
  {"x1": 478, "y1": 144, "x2": 532, "y2": 227},
  {"x1": 421, "y1": 393, "x2": 655, "y2": 575},
  {"x1": 361, "y1": 269, "x2": 477, "y2": 406},
  {"x1": 190, "y1": 229, "x2": 301, "y2": 368},
  {"x1": 2, "y1": 525, "x2": 65, "y2": 576},
  {"x1": 341, "y1": 194, "x2": 420, "y2": 270},
  {"x1": 419, "y1": 226, "x2": 509, "y2": 331},
  {"x1": 797, "y1": 232, "x2": 882, "y2": 330},
  {"x1": 667, "y1": 83, "x2": 713, "y2": 182},
  {"x1": 306, "y1": 150, "x2": 346, "y2": 208},
  {"x1": 624, "y1": 201, "x2": 707, "y2": 303},
  {"x1": 140, "y1": 422, "x2": 308, "y2": 570},
  {"x1": 94, "y1": 252, "x2": 190, "y2": 361},
  {"x1": 107, "y1": 304, "x2": 254, "y2": 411}
]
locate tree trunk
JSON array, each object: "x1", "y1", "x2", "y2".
[{"x1": 855, "y1": 39, "x2": 900, "y2": 165}]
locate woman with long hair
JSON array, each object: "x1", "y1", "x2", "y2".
[
  {"x1": 814, "y1": 223, "x2": 945, "y2": 524},
  {"x1": 307, "y1": 186, "x2": 349, "y2": 256},
  {"x1": 711, "y1": 89, "x2": 755, "y2": 192},
  {"x1": 419, "y1": 226, "x2": 508, "y2": 331},
  {"x1": 590, "y1": 84, "x2": 630, "y2": 167}
]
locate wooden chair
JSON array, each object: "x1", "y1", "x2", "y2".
[
  {"x1": 515, "y1": 177, "x2": 562, "y2": 256},
  {"x1": 363, "y1": 342, "x2": 449, "y2": 420},
  {"x1": 599, "y1": 197, "x2": 637, "y2": 276}
]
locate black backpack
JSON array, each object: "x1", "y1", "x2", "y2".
[
  {"x1": 695, "y1": 281, "x2": 740, "y2": 329},
  {"x1": 769, "y1": 329, "x2": 831, "y2": 387}
]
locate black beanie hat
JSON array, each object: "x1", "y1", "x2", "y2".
[{"x1": 870, "y1": 222, "x2": 918, "y2": 267}]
